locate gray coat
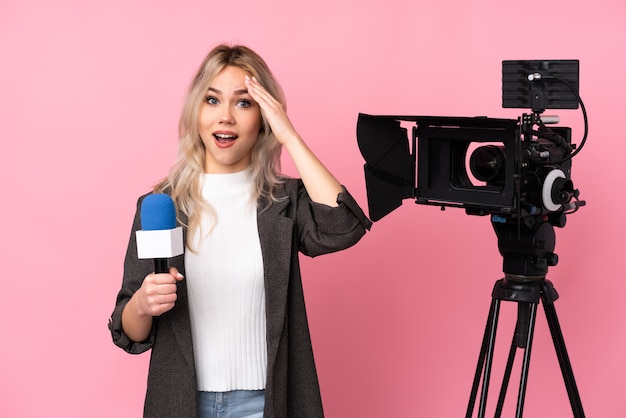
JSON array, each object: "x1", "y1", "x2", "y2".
[{"x1": 109, "y1": 179, "x2": 371, "y2": 418}]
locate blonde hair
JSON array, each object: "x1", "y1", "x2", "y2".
[{"x1": 154, "y1": 44, "x2": 285, "y2": 250}]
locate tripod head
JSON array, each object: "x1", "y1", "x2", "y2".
[{"x1": 492, "y1": 215, "x2": 558, "y2": 283}]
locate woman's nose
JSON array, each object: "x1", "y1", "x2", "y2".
[{"x1": 220, "y1": 106, "x2": 235, "y2": 124}]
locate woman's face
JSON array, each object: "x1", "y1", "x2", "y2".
[{"x1": 198, "y1": 65, "x2": 262, "y2": 174}]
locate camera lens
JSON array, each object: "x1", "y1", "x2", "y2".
[{"x1": 470, "y1": 145, "x2": 506, "y2": 184}]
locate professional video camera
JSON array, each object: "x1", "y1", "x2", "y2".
[
  {"x1": 357, "y1": 60, "x2": 588, "y2": 416},
  {"x1": 357, "y1": 59, "x2": 586, "y2": 228}
]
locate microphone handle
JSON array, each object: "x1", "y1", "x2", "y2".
[{"x1": 154, "y1": 258, "x2": 169, "y2": 274}]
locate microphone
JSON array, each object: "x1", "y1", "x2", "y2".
[{"x1": 136, "y1": 194, "x2": 184, "y2": 274}]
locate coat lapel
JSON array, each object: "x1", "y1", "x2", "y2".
[
  {"x1": 168, "y1": 213, "x2": 196, "y2": 371},
  {"x1": 257, "y1": 195, "x2": 293, "y2": 373}
]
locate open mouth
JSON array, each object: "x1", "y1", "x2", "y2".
[{"x1": 214, "y1": 133, "x2": 238, "y2": 144}]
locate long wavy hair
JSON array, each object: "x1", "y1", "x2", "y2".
[{"x1": 154, "y1": 44, "x2": 285, "y2": 250}]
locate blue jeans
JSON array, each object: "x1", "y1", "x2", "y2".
[{"x1": 197, "y1": 390, "x2": 265, "y2": 418}]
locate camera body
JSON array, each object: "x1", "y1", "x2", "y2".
[
  {"x1": 357, "y1": 113, "x2": 577, "y2": 224},
  {"x1": 416, "y1": 113, "x2": 577, "y2": 221}
]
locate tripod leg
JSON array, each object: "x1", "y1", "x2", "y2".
[
  {"x1": 494, "y1": 301, "x2": 537, "y2": 418},
  {"x1": 541, "y1": 282, "x2": 586, "y2": 417},
  {"x1": 494, "y1": 333, "x2": 517, "y2": 417},
  {"x1": 466, "y1": 301, "x2": 492, "y2": 418},
  {"x1": 515, "y1": 301, "x2": 538, "y2": 418},
  {"x1": 466, "y1": 297, "x2": 501, "y2": 418}
]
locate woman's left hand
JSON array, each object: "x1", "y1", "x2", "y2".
[
  {"x1": 244, "y1": 75, "x2": 299, "y2": 146},
  {"x1": 244, "y1": 74, "x2": 342, "y2": 206}
]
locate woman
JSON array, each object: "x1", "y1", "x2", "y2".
[{"x1": 109, "y1": 44, "x2": 371, "y2": 418}]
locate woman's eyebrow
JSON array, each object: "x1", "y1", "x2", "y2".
[{"x1": 207, "y1": 87, "x2": 249, "y2": 96}]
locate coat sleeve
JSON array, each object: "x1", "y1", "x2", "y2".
[
  {"x1": 108, "y1": 195, "x2": 158, "y2": 354},
  {"x1": 294, "y1": 182, "x2": 372, "y2": 257}
]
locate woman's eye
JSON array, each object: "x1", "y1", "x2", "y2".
[
  {"x1": 236, "y1": 99, "x2": 252, "y2": 108},
  {"x1": 205, "y1": 96, "x2": 218, "y2": 105}
]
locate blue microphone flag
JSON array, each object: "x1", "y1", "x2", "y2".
[{"x1": 140, "y1": 194, "x2": 177, "y2": 230}]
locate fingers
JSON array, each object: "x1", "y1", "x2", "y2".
[
  {"x1": 148, "y1": 269, "x2": 183, "y2": 285},
  {"x1": 245, "y1": 76, "x2": 289, "y2": 120},
  {"x1": 169, "y1": 266, "x2": 185, "y2": 281},
  {"x1": 137, "y1": 271, "x2": 183, "y2": 316},
  {"x1": 244, "y1": 75, "x2": 279, "y2": 107},
  {"x1": 146, "y1": 272, "x2": 180, "y2": 295},
  {"x1": 245, "y1": 75, "x2": 298, "y2": 145}
]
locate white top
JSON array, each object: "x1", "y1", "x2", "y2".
[{"x1": 184, "y1": 168, "x2": 267, "y2": 391}]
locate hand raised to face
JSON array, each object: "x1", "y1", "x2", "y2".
[{"x1": 244, "y1": 75, "x2": 300, "y2": 147}]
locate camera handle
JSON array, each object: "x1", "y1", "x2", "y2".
[{"x1": 465, "y1": 220, "x2": 585, "y2": 418}]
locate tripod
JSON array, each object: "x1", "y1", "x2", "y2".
[{"x1": 465, "y1": 219, "x2": 585, "y2": 418}]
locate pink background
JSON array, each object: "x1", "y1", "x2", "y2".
[{"x1": 2, "y1": 0, "x2": 625, "y2": 416}]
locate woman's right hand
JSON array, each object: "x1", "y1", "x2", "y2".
[
  {"x1": 134, "y1": 267, "x2": 185, "y2": 317},
  {"x1": 121, "y1": 267, "x2": 184, "y2": 342}
]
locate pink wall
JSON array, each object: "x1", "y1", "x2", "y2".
[{"x1": 2, "y1": 0, "x2": 625, "y2": 416}]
